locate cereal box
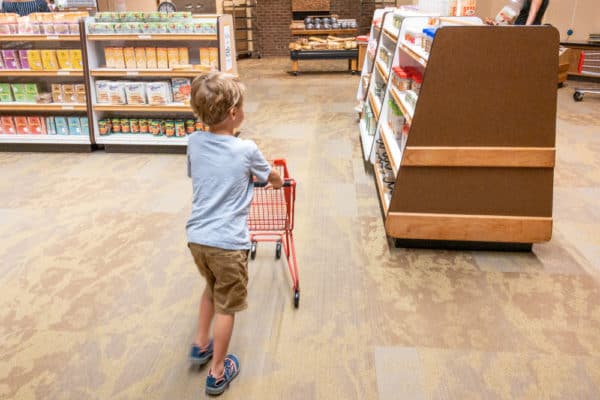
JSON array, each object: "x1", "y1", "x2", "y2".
[
  {"x1": 54, "y1": 116, "x2": 69, "y2": 135},
  {"x1": 171, "y1": 78, "x2": 191, "y2": 104},
  {"x1": 70, "y1": 49, "x2": 83, "y2": 70},
  {"x1": 0, "y1": 83, "x2": 13, "y2": 102},
  {"x1": 0, "y1": 116, "x2": 16, "y2": 134},
  {"x1": 209, "y1": 48, "x2": 218, "y2": 68},
  {"x1": 135, "y1": 47, "x2": 146, "y2": 69},
  {"x1": 156, "y1": 48, "x2": 168, "y2": 69},
  {"x1": 27, "y1": 50, "x2": 43, "y2": 70},
  {"x1": 146, "y1": 81, "x2": 171, "y2": 105},
  {"x1": 124, "y1": 81, "x2": 146, "y2": 104},
  {"x1": 199, "y1": 48, "x2": 209, "y2": 66},
  {"x1": 28, "y1": 117, "x2": 44, "y2": 134},
  {"x1": 51, "y1": 83, "x2": 63, "y2": 103},
  {"x1": 95, "y1": 80, "x2": 111, "y2": 103},
  {"x1": 107, "y1": 81, "x2": 126, "y2": 104},
  {"x1": 62, "y1": 84, "x2": 76, "y2": 103},
  {"x1": 167, "y1": 47, "x2": 179, "y2": 68},
  {"x1": 18, "y1": 50, "x2": 30, "y2": 69},
  {"x1": 178, "y1": 48, "x2": 189, "y2": 65},
  {"x1": 80, "y1": 117, "x2": 89, "y2": 136},
  {"x1": 41, "y1": 50, "x2": 59, "y2": 70},
  {"x1": 67, "y1": 117, "x2": 81, "y2": 135},
  {"x1": 14, "y1": 116, "x2": 29, "y2": 134},
  {"x1": 145, "y1": 47, "x2": 157, "y2": 69},
  {"x1": 57, "y1": 49, "x2": 73, "y2": 69},
  {"x1": 1, "y1": 50, "x2": 20, "y2": 69},
  {"x1": 46, "y1": 117, "x2": 56, "y2": 135},
  {"x1": 106, "y1": 47, "x2": 125, "y2": 69},
  {"x1": 75, "y1": 84, "x2": 86, "y2": 103},
  {"x1": 11, "y1": 83, "x2": 38, "y2": 103},
  {"x1": 124, "y1": 47, "x2": 136, "y2": 69}
]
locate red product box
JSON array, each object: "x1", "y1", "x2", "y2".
[
  {"x1": 1, "y1": 116, "x2": 16, "y2": 134},
  {"x1": 14, "y1": 116, "x2": 30, "y2": 134},
  {"x1": 28, "y1": 116, "x2": 45, "y2": 134}
]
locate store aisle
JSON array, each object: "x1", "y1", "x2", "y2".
[{"x1": 0, "y1": 59, "x2": 599, "y2": 400}]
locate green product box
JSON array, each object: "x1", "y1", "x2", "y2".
[
  {"x1": 0, "y1": 83, "x2": 13, "y2": 102},
  {"x1": 11, "y1": 83, "x2": 38, "y2": 103},
  {"x1": 54, "y1": 117, "x2": 69, "y2": 135}
]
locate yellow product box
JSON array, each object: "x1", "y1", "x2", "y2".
[
  {"x1": 56, "y1": 49, "x2": 73, "y2": 69},
  {"x1": 145, "y1": 47, "x2": 157, "y2": 69},
  {"x1": 27, "y1": 50, "x2": 43, "y2": 71},
  {"x1": 135, "y1": 47, "x2": 146, "y2": 69},
  {"x1": 178, "y1": 48, "x2": 189, "y2": 65},
  {"x1": 104, "y1": 47, "x2": 113, "y2": 68},
  {"x1": 70, "y1": 49, "x2": 83, "y2": 70},
  {"x1": 209, "y1": 47, "x2": 218, "y2": 68},
  {"x1": 51, "y1": 83, "x2": 63, "y2": 103},
  {"x1": 167, "y1": 47, "x2": 179, "y2": 68},
  {"x1": 124, "y1": 47, "x2": 136, "y2": 69},
  {"x1": 61, "y1": 84, "x2": 76, "y2": 103},
  {"x1": 156, "y1": 47, "x2": 168, "y2": 69},
  {"x1": 113, "y1": 47, "x2": 125, "y2": 69},
  {"x1": 199, "y1": 47, "x2": 209, "y2": 66},
  {"x1": 40, "y1": 50, "x2": 59, "y2": 71}
]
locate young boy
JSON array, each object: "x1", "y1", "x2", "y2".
[{"x1": 186, "y1": 71, "x2": 282, "y2": 396}]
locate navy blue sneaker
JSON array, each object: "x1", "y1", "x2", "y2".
[
  {"x1": 205, "y1": 354, "x2": 240, "y2": 396},
  {"x1": 189, "y1": 340, "x2": 213, "y2": 366}
]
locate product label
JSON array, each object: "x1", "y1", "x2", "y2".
[{"x1": 224, "y1": 26, "x2": 232, "y2": 71}]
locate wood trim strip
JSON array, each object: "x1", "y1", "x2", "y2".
[
  {"x1": 402, "y1": 147, "x2": 555, "y2": 168},
  {"x1": 385, "y1": 212, "x2": 552, "y2": 243}
]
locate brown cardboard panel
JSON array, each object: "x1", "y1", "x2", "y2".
[
  {"x1": 390, "y1": 166, "x2": 554, "y2": 217},
  {"x1": 408, "y1": 26, "x2": 558, "y2": 148}
]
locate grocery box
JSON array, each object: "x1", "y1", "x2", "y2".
[
  {"x1": 27, "y1": 50, "x2": 43, "y2": 70},
  {"x1": 14, "y1": 116, "x2": 29, "y2": 134},
  {"x1": 18, "y1": 50, "x2": 30, "y2": 69},
  {"x1": 41, "y1": 50, "x2": 59, "y2": 70},
  {"x1": 107, "y1": 81, "x2": 126, "y2": 104},
  {"x1": 67, "y1": 117, "x2": 81, "y2": 135},
  {"x1": 146, "y1": 81, "x2": 171, "y2": 105},
  {"x1": 124, "y1": 47, "x2": 136, "y2": 69},
  {"x1": 28, "y1": 116, "x2": 44, "y2": 134},
  {"x1": 57, "y1": 49, "x2": 73, "y2": 69},
  {"x1": 178, "y1": 48, "x2": 189, "y2": 65},
  {"x1": 209, "y1": 48, "x2": 218, "y2": 68},
  {"x1": 95, "y1": 80, "x2": 110, "y2": 103},
  {"x1": 135, "y1": 47, "x2": 146, "y2": 69},
  {"x1": 171, "y1": 78, "x2": 191, "y2": 103},
  {"x1": 1, "y1": 50, "x2": 20, "y2": 69},
  {"x1": 62, "y1": 84, "x2": 76, "y2": 103},
  {"x1": 167, "y1": 47, "x2": 179, "y2": 68},
  {"x1": 156, "y1": 48, "x2": 168, "y2": 69},
  {"x1": 199, "y1": 48, "x2": 209, "y2": 66},
  {"x1": 0, "y1": 83, "x2": 13, "y2": 102},
  {"x1": 145, "y1": 47, "x2": 157, "y2": 69},
  {"x1": 11, "y1": 83, "x2": 38, "y2": 103},
  {"x1": 45, "y1": 117, "x2": 56, "y2": 135},
  {"x1": 54, "y1": 116, "x2": 69, "y2": 135},
  {"x1": 80, "y1": 117, "x2": 89, "y2": 136},
  {"x1": 70, "y1": 49, "x2": 83, "y2": 70},
  {"x1": 0, "y1": 116, "x2": 16, "y2": 134},
  {"x1": 51, "y1": 83, "x2": 63, "y2": 103},
  {"x1": 124, "y1": 82, "x2": 146, "y2": 104}
]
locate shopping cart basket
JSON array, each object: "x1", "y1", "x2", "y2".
[
  {"x1": 249, "y1": 159, "x2": 300, "y2": 308},
  {"x1": 573, "y1": 50, "x2": 600, "y2": 102}
]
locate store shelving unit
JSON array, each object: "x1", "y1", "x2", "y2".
[
  {"x1": 0, "y1": 21, "x2": 93, "y2": 152},
  {"x1": 83, "y1": 14, "x2": 237, "y2": 153},
  {"x1": 222, "y1": 0, "x2": 261, "y2": 59},
  {"x1": 359, "y1": 14, "x2": 558, "y2": 249}
]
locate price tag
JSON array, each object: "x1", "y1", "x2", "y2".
[
  {"x1": 61, "y1": 105, "x2": 75, "y2": 110},
  {"x1": 46, "y1": 35, "x2": 59, "y2": 40},
  {"x1": 138, "y1": 35, "x2": 152, "y2": 39},
  {"x1": 126, "y1": 71, "x2": 139, "y2": 76},
  {"x1": 57, "y1": 70, "x2": 70, "y2": 76}
]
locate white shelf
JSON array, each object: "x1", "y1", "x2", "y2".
[
  {"x1": 399, "y1": 41, "x2": 429, "y2": 67},
  {"x1": 0, "y1": 70, "x2": 83, "y2": 77},
  {"x1": 380, "y1": 122, "x2": 401, "y2": 177},
  {"x1": 376, "y1": 60, "x2": 389, "y2": 81},
  {"x1": 0, "y1": 103, "x2": 87, "y2": 111},
  {"x1": 87, "y1": 33, "x2": 218, "y2": 41},
  {"x1": 383, "y1": 27, "x2": 399, "y2": 42},
  {"x1": 368, "y1": 91, "x2": 381, "y2": 121},
  {"x1": 96, "y1": 134, "x2": 188, "y2": 146},
  {"x1": 359, "y1": 119, "x2": 374, "y2": 161},
  {"x1": 0, "y1": 134, "x2": 90, "y2": 144},
  {"x1": 93, "y1": 104, "x2": 192, "y2": 112},
  {"x1": 91, "y1": 68, "x2": 210, "y2": 77},
  {"x1": 0, "y1": 34, "x2": 79, "y2": 42},
  {"x1": 389, "y1": 87, "x2": 415, "y2": 125}
]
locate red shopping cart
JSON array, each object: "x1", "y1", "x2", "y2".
[
  {"x1": 573, "y1": 50, "x2": 600, "y2": 102},
  {"x1": 249, "y1": 159, "x2": 300, "y2": 308}
]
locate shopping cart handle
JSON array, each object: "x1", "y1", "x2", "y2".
[{"x1": 253, "y1": 179, "x2": 293, "y2": 188}]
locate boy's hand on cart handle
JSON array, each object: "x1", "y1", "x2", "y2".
[{"x1": 268, "y1": 169, "x2": 283, "y2": 189}]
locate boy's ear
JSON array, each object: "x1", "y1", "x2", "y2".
[{"x1": 230, "y1": 106, "x2": 238, "y2": 120}]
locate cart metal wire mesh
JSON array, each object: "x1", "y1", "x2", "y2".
[{"x1": 573, "y1": 51, "x2": 600, "y2": 102}]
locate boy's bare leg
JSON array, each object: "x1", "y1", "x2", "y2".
[
  {"x1": 210, "y1": 313, "x2": 234, "y2": 377},
  {"x1": 195, "y1": 288, "x2": 214, "y2": 347}
]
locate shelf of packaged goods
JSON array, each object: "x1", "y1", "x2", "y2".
[
  {"x1": 389, "y1": 87, "x2": 414, "y2": 125},
  {"x1": 0, "y1": 70, "x2": 83, "y2": 77},
  {"x1": 399, "y1": 41, "x2": 428, "y2": 67},
  {"x1": 290, "y1": 29, "x2": 358, "y2": 36},
  {"x1": 359, "y1": 118, "x2": 374, "y2": 160},
  {"x1": 86, "y1": 34, "x2": 218, "y2": 41},
  {"x1": 380, "y1": 122, "x2": 401, "y2": 177},
  {"x1": 0, "y1": 103, "x2": 86, "y2": 111},
  {"x1": 0, "y1": 134, "x2": 90, "y2": 144},
  {"x1": 90, "y1": 69, "x2": 209, "y2": 77},
  {"x1": 368, "y1": 91, "x2": 381, "y2": 121},
  {"x1": 0, "y1": 34, "x2": 80, "y2": 42},
  {"x1": 376, "y1": 60, "x2": 389, "y2": 81},
  {"x1": 93, "y1": 104, "x2": 192, "y2": 112},
  {"x1": 96, "y1": 134, "x2": 187, "y2": 146},
  {"x1": 383, "y1": 27, "x2": 399, "y2": 43},
  {"x1": 373, "y1": 162, "x2": 390, "y2": 215}
]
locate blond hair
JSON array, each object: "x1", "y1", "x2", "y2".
[{"x1": 190, "y1": 71, "x2": 245, "y2": 126}]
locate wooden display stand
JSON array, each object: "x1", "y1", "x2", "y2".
[{"x1": 382, "y1": 26, "x2": 558, "y2": 248}]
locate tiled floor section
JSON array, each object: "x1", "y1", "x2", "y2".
[{"x1": 0, "y1": 58, "x2": 599, "y2": 399}]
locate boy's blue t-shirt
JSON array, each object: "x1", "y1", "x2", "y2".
[{"x1": 186, "y1": 131, "x2": 271, "y2": 250}]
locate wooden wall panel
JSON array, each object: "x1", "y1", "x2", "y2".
[{"x1": 291, "y1": 0, "x2": 330, "y2": 12}]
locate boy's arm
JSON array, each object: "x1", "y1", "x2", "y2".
[
  {"x1": 249, "y1": 142, "x2": 282, "y2": 188},
  {"x1": 268, "y1": 168, "x2": 283, "y2": 189}
]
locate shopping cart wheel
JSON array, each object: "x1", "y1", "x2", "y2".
[
  {"x1": 294, "y1": 290, "x2": 300, "y2": 308},
  {"x1": 573, "y1": 91, "x2": 584, "y2": 102},
  {"x1": 250, "y1": 241, "x2": 257, "y2": 260},
  {"x1": 275, "y1": 241, "x2": 282, "y2": 259}
]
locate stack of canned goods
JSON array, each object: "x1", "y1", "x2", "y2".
[{"x1": 98, "y1": 117, "x2": 207, "y2": 136}]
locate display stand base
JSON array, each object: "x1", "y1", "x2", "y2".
[
  {"x1": 0, "y1": 143, "x2": 94, "y2": 153},
  {"x1": 393, "y1": 238, "x2": 533, "y2": 252},
  {"x1": 103, "y1": 144, "x2": 186, "y2": 154}
]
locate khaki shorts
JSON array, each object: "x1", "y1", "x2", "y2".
[{"x1": 188, "y1": 243, "x2": 249, "y2": 315}]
